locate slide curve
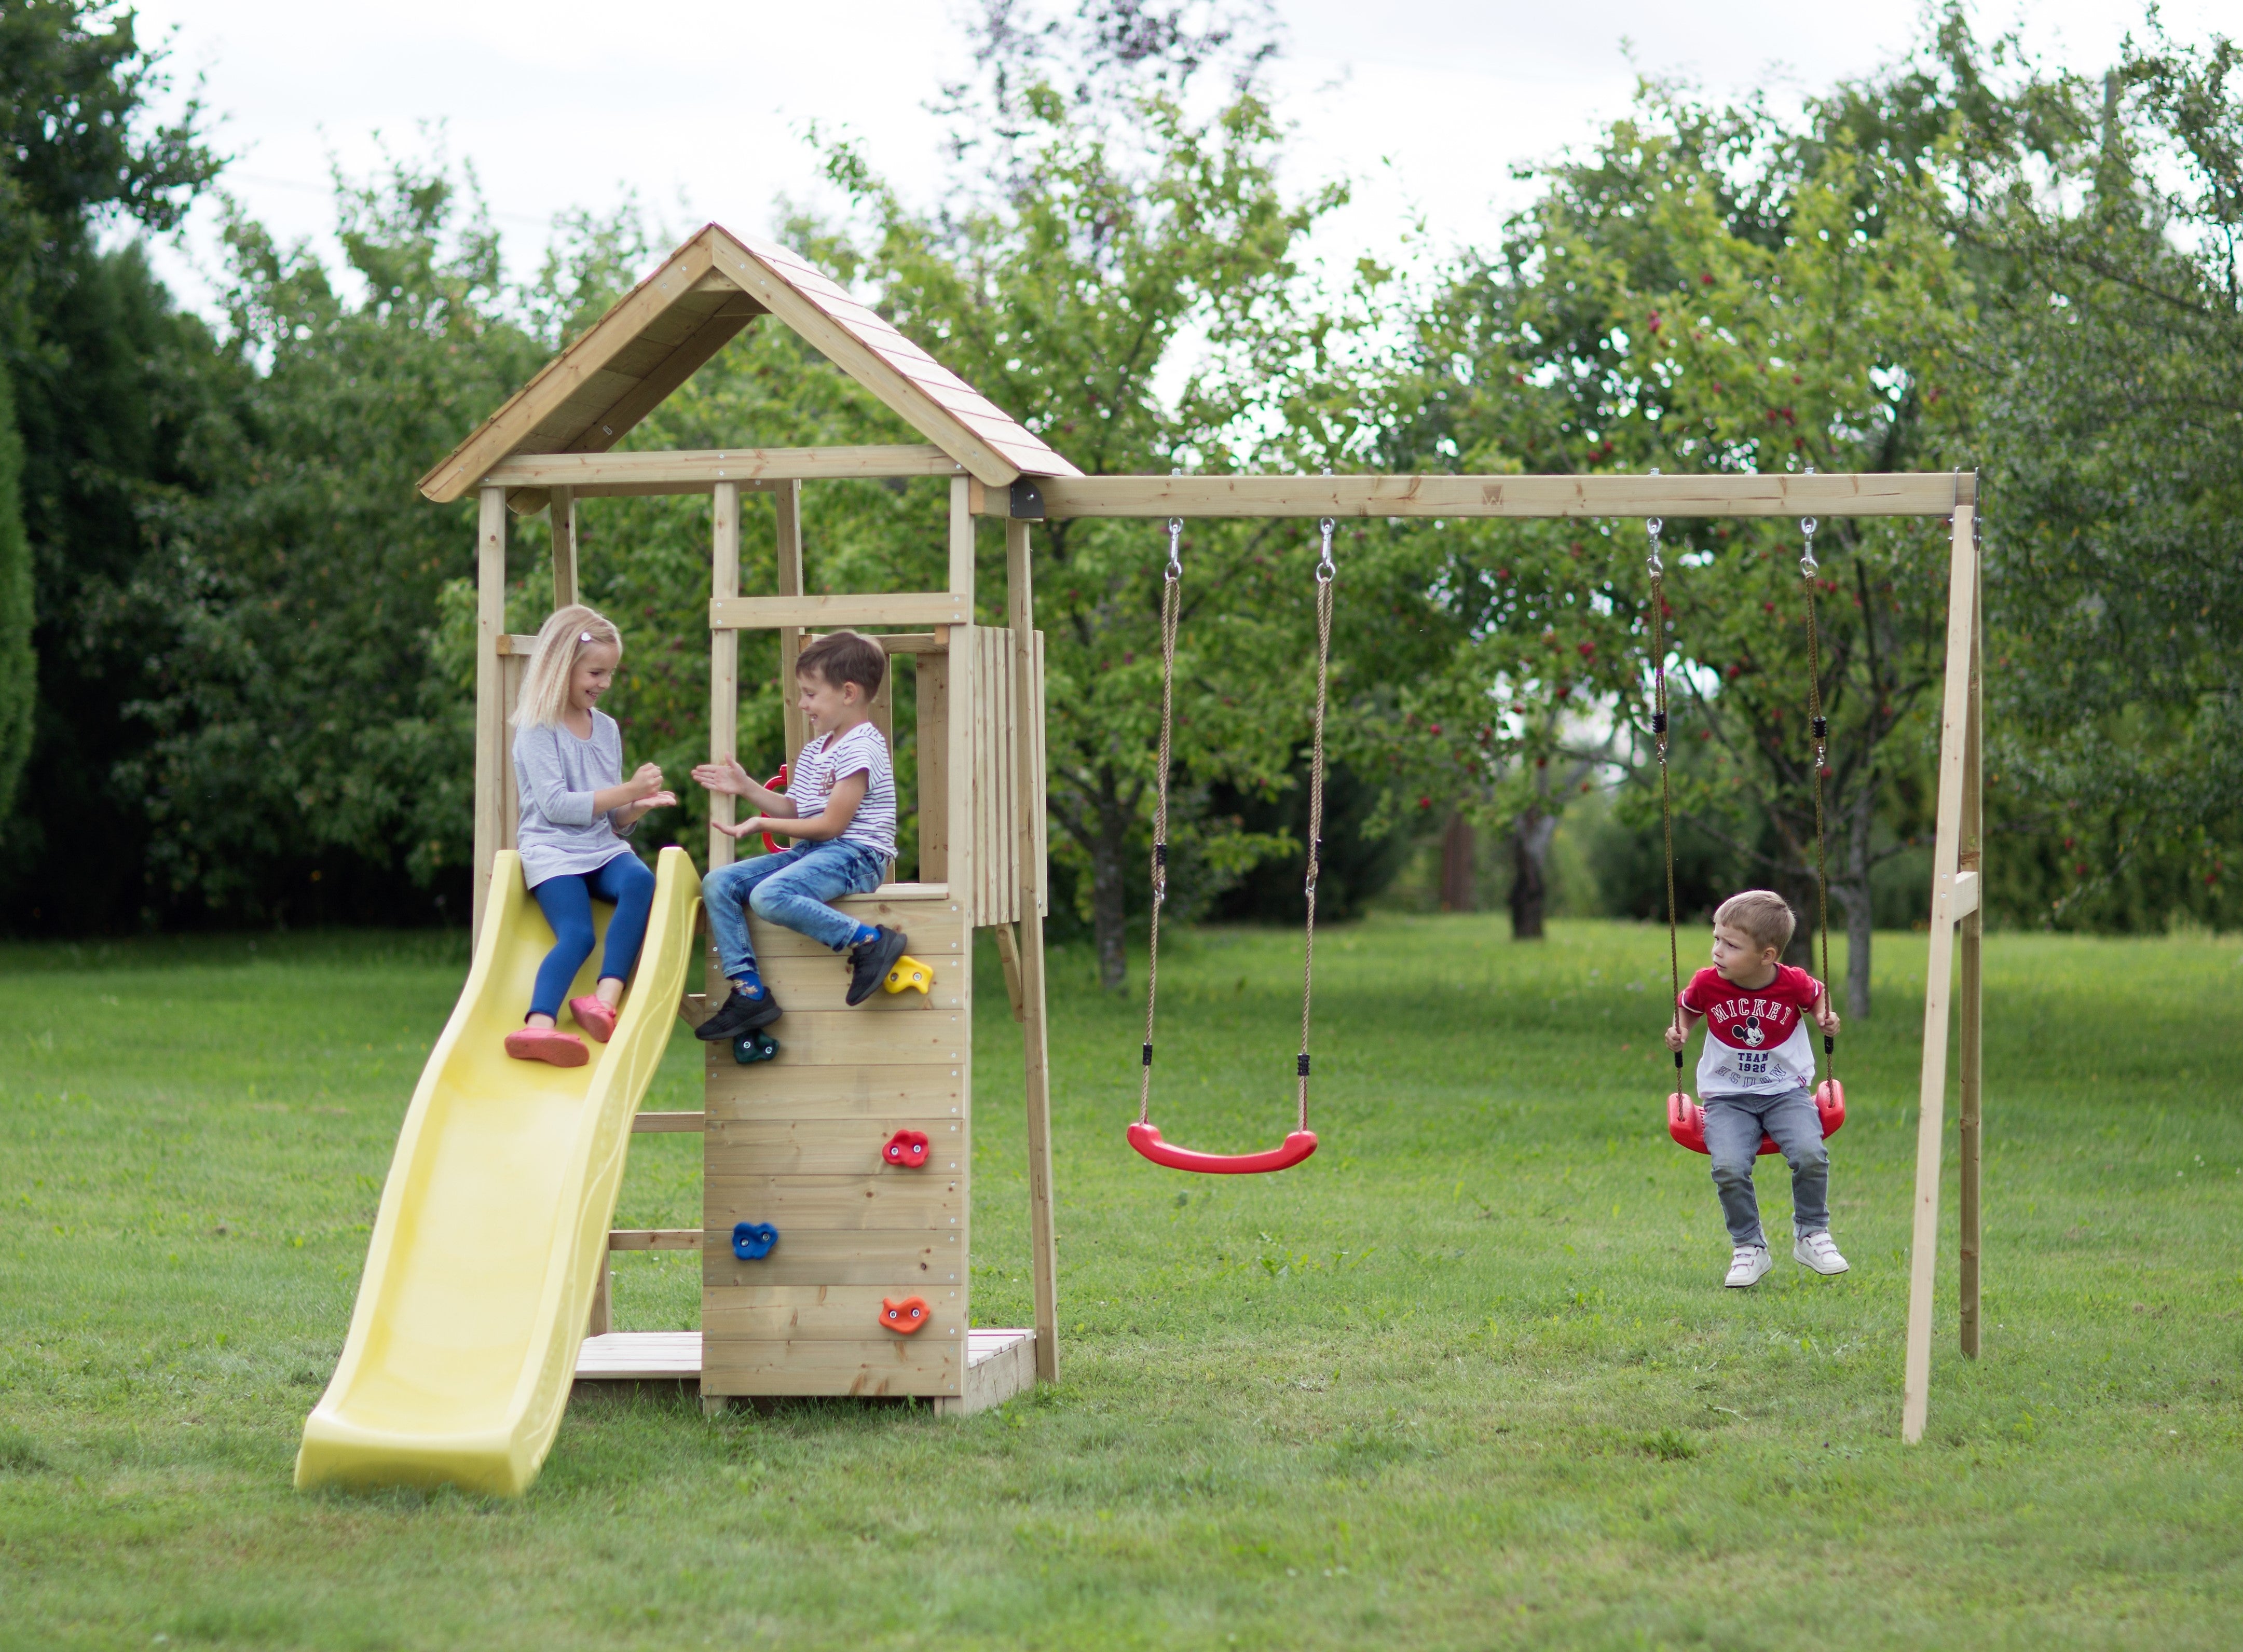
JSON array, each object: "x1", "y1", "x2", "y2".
[{"x1": 296, "y1": 846, "x2": 700, "y2": 1497}]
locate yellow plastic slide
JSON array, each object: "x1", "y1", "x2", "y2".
[{"x1": 296, "y1": 846, "x2": 700, "y2": 1497}]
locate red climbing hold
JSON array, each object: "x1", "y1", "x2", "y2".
[
  {"x1": 880, "y1": 1296, "x2": 929, "y2": 1335},
  {"x1": 883, "y1": 1129, "x2": 931, "y2": 1168}
]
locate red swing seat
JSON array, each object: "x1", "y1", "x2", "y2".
[
  {"x1": 1127, "y1": 1121, "x2": 1318, "y2": 1175},
  {"x1": 1667, "y1": 1080, "x2": 1845, "y2": 1157}
]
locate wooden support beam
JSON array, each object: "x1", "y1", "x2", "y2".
[
  {"x1": 992, "y1": 922, "x2": 1025, "y2": 1023},
  {"x1": 471, "y1": 488, "x2": 508, "y2": 944},
  {"x1": 949, "y1": 476, "x2": 975, "y2": 601},
  {"x1": 586, "y1": 1262, "x2": 612, "y2": 1337},
  {"x1": 484, "y1": 444, "x2": 966, "y2": 491},
  {"x1": 1958, "y1": 510, "x2": 1986, "y2": 1362},
  {"x1": 632, "y1": 1112, "x2": 707, "y2": 1133},
  {"x1": 711, "y1": 593, "x2": 969, "y2": 631},
  {"x1": 549, "y1": 486, "x2": 579, "y2": 610},
  {"x1": 1006, "y1": 516, "x2": 1059, "y2": 1384},
  {"x1": 710, "y1": 481, "x2": 741, "y2": 871},
  {"x1": 1902, "y1": 503, "x2": 1979, "y2": 1444},
  {"x1": 979, "y1": 471, "x2": 1976, "y2": 521},
  {"x1": 775, "y1": 480, "x2": 807, "y2": 760}
]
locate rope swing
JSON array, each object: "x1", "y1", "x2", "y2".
[
  {"x1": 1128, "y1": 515, "x2": 1332, "y2": 1175},
  {"x1": 1659, "y1": 508, "x2": 1847, "y2": 1156}
]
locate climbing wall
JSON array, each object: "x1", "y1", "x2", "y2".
[{"x1": 700, "y1": 887, "x2": 972, "y2": 1399}]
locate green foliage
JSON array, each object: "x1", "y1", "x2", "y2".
[
  {"x1": 0, "y1": 0, "x2": 218, "y2": 919},
  {"x1": 0, "y1": 361, "x2": 29, "y2": 810},
  {"x1": 2, "y1": 919, "x2": 2240, "y2": 1644},
  {"x1": 798, "y1": 5, "x2": 1362, "y2": 986},
  {"x1": 121, "y1": 164, "x2": 549, "y2": 923}
]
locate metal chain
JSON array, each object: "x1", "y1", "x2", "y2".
[
  {"x1": 1647, "y1": 515, "x2": 1682, "y2": 1085},
  {"x1": 1800, "y1": 503, "x2": 1836, "y2": 1080},
  {"x1": 1295, "y1": 518, "x2": 1337, "y2": 1131},
  {"x1": 1137, "y1": 518, "x2": 1184, "y2": 1125}
]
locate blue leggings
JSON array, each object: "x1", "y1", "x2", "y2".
[{"x1": 527, "y1": 853, "x2": 656, "y2": 1021}]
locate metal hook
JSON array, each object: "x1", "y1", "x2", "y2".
[
  {"x1": 1166, "y1": 517, "x2": 1183, "y2": 582},
  {"x1": 1645, "y1": 515, "x2": 1665, "y2": 577},
  {"x1": 1317, "y1": 517, "x2": 1336, "y2": 584},
  {"x1": 1799, "y1": 465, "x2": 1819, "y2": 577}
]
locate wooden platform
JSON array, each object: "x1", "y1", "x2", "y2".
[{"x1": 574, "y1": 1329, "x2": 1036, "y2": 1416}]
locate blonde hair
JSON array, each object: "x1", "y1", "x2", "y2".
[
  {"x1": 512, "y1": 604, "x2": 622, "y2": 728},
  {"x1": 1715, "y1": 890, "x2": 1797, "y2": 956}
]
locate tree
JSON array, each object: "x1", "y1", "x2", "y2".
[
  {"x1": 1958, "y1": 23, "x2": 2243, "y2": 928},
  {"x1": 812, "y1": 0, "x2": 1358, "y2": 986},
  {"x1": 0, "y1": 0, "x2": 217, "y2": 925},
  {"x1": 1375, "y1": 84, "x2": 1975, "y2": 1009}
]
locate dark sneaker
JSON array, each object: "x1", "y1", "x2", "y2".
[
  {"x1": 695, "y1": 982, "x2": 782, "y2": 1042},
  {"x1": 846, "y1": 926, "x2": 909, "y2": 1007}
]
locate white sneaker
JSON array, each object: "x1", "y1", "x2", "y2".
[
  {"x1": 1794, "y1": 1230, "x2": 1850, "y2": 1275},
  {"x1": 1724, "y1": 1245, "x2": 1772, "y2": 1288}
]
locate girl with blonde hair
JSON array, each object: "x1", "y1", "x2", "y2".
[{"x1": 503, "y1": 604, "x2": 674, "y2": 1066}]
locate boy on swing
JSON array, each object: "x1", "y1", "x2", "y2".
[
  {"x1": 690, "y1": 630, "x2": 909, "y2": 1043},
  {"x1": 1664, "y1": 890, "x2": 1850, "y2": 1288}
]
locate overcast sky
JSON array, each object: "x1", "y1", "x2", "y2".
[{"x1": 132, "y1": 0, "x2": 2230, "y2": 316}]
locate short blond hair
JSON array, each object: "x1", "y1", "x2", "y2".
[
  {"x1": 1715, "y1": 890, "x2": 1796, "y2": 956},
  {"x1": 513, "y1": 604, "x2": 622, "y2": 728}
]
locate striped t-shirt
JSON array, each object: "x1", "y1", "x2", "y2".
[{"x1": 790, "y1": 721, "x2": 896, "y2": 859}]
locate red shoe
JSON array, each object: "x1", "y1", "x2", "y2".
[
  {"x1": 568, "y1": 995, "x2": 618, "y2": 1042},
  {"x1": 504, "y1": 1027, "x2": 589, "y2": 1067}
]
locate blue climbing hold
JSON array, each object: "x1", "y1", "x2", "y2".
[
  {"x1": 731, "y1": 1221, "x2": 778, "y2": 1260},
  {"x1": 732, "y1": 1028, "x2": 779, "y2": 1066}
]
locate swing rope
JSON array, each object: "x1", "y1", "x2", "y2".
[
  {"x1": 1296, "y1": 517, "x2": 1338, "y2": 1131},
  {"x1": 1800, "y1": 510, "x2": 1836, "y2": 1079},
  {"x1": 1137, "y1": 518, "x2": 1184, "y2": 1126},
  {"x1": 1132, "y1": 515, "x2": 1334, "y2": 1172},
  {"x1": 1647, "y1": 515, "x2": 1683, "y2": 1087}
]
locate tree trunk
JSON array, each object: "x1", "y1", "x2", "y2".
[
  {"x1": 1440, "y1": 813, "x2": 1474, "y2": 912},
  {"x1": 1509, "y1": 808, "x2": 1556, "y2": 940},
  {"x1": 1089, "y1": 787, "x2": 1133, "y2": 991}
]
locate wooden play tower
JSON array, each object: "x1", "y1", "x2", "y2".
[
  {"x1": 422, "y1": 223, "x2": 1989, "y2": 1443},
  {"x1": 419, "y1": 224, "x2": 1070, "y2": 1412}
]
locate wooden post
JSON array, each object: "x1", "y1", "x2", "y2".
[
  {"x1": 949, "y1": 475, "x2": 975, "y2": 600},
  {"x1": 709, "y1": 482, "x2": 741, "y2": 872},
  {"x1": 549, "y1": 486, "x2": 580, "y2": 610},
  {"x1": 775, "y1": 479, "x2": 806, "y2": 759},
  {"x1": 586, "y1": 1262, "x2": 612, "y2": 1338},
  {"x1": 1902, "y1": 502, "x2": 1979, "y2": 1443},
  {"x1": 472, "y1": 487, "x2": 508, "y2": 944},
  {"x1": 1958, "y1": 504, "x2": 1985, "y2": 1359},
  {"x1": 1006, "y1": 516, "x2": 1060, "y2": 1383}
]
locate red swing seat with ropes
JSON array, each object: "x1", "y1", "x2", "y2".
[
  {"x1": 1645, "y1": 502, "x2": 1849, "y2": 1159},
  {"x1": 1127, "y1": 516, "x2": 1336, "y2": 1176}
]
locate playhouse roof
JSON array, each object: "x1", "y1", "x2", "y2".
[{"x1": 417, "y1": 223, "x2": 1080, "y2": 505}]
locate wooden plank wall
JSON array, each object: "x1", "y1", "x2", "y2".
[{"x1": 701, "y1": 890, "x2": 973, "y2": 1398}]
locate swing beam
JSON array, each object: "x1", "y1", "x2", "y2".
[{"x1": 1008, "y1": 470, "x2": 1981, "y2": 1447}]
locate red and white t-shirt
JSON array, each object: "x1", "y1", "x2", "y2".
[
  {"x1": 1679, "y1": 965, "x2": 1824, "y2": 1097},
  {"x1": 790, "y1": 722, "x2": 897, "y2": 860}
]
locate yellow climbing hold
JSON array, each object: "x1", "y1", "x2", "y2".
[{"x1": 883, "y1": 955, "x2": 934, "y2": 996}]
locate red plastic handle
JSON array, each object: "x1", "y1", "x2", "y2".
[
  {"x1": 1126, "y1": 1121, "x2": 1318, "y2": 1176},
  {"x1": 1667, "y1": 1080, "x2": 1845, "y2": 1157},
  {"x1": 759, "y1": 763, "x2": 788, "y2": 855}
]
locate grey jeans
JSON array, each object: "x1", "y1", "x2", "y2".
[{"x1": 1703, "y1": 1087, "x2": 1830, "y2": 1248}]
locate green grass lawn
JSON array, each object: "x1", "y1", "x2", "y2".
[{"x1": 2, "y1": 915, "x2": 2238, "y2": 1650}]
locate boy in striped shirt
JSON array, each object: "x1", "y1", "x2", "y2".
[{"x1": 691, "y1": 629, "x2": 907, "y2": 1041}]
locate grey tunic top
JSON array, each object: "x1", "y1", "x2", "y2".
[{"x1": 513, "y1": 711, "x2": 638, "y2": 887}]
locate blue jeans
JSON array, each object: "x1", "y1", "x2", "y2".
[
  {"x1": 526, "y1": 851, "x2": 656, "y2": 1020},
  {"x1": 703, "y1": 841, "x2": 886, "y2": 982},
  {"x1": 1703, "y1": 1087, "x2": 1831, "y2": 1248}
]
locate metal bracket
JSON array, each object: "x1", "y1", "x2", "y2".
[{"x1": 1009, "y1": 479, "x2": 1046, "y2": 520}]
